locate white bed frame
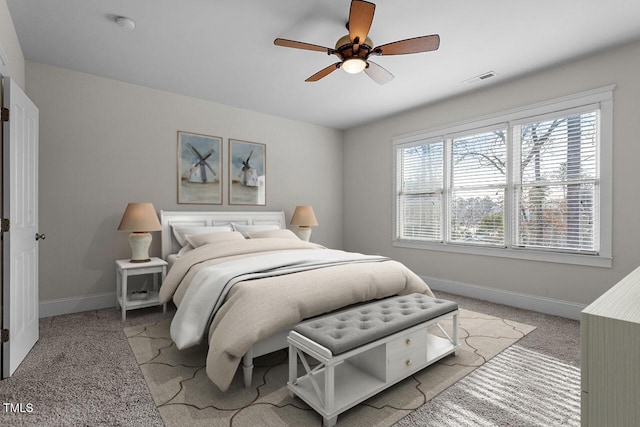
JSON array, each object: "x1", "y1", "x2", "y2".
[
  {"x1": 160, "y1": 210, "x2": 290, "y2": 387},
  {"x1": 160, "y1": 210, "x2": 287, "y2": 259}
]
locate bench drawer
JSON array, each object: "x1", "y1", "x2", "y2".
[
  {"x1": 387, "y1": 347, "x2": 427, "y2": 382},
  {"x1": 387, "y1": 328, "x2": 426, "y2": 359}
]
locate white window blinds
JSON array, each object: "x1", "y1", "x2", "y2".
[
  {"x1": 451, "y1": 128, "x2": 507, "y2": 246},
  {"x1": 396, "y1": 142, "x2": 443, "y2": 241},
  {"x1": 514, "y1": 110, "x2": 598, "y2": 252},
  {"x1": 394, "y1": 102, "x2": 604, "y2": 258}
]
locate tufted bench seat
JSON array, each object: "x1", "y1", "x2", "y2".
[
  {"x1": 287, "y1": 293, "x2": 460, "y2": 427},
  {"x1": 293, "y1": 293, "x2": 458, "y2": 356}
]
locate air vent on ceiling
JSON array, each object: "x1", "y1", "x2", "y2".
[
  {"x1": 464, "y1": 71, "x2": 497, "y2": 85},
  {"x1": 115, "y1": 16, "x2": 136, "y2": 31}
]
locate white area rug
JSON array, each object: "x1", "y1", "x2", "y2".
[{"x1": 395, "y1": 345, "x2": 581, "y2": 426}]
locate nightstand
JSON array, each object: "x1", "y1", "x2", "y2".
[{"x1": 116, "y1": 257, "x2": 168, "y2": 321}]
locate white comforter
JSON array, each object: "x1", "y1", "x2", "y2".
[
  {"x1": 160, "y1": 238, "x2": 432, "y2": 391},
  {"x1": 171, "y1": 248, "x2": 388, "y2": 349}
]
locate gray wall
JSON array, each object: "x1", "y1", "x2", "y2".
[
  {"x1": 11, "y1": 9, "x2": 640, "y2": 311},
  {"x1": 26, "y1": 61, "x2": 344, "y2": 304},
  {"x1": 343, "y1": 40, "x2": 640, "y2": 306}
]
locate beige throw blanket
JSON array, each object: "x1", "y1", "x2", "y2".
[{"x1": 160, "y1": 238, "x2": 433, "y2": 391}]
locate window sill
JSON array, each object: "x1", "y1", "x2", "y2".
[{"x1": 392, "y1": 240, "x2": 612, "y2": 268}]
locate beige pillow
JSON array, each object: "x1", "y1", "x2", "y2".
[
  {"x1": 231, "y1": 223, "x2": 280, "y2": 238},
  {"x1": 247, "y1": 229, "x2": 300, "y2": 240},
  {"x1": 185, "y1": 231, "x2": 245, "y2": 248},
  {"x1": 172, "y1": 225, "x2": 233, "y2": 247}
]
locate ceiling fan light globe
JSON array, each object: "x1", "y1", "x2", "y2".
[{"x1": 342, "y1": 58, "x2": 367, "y2": 74}]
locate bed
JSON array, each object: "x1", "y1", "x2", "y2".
[{"x1": 159, "y1": 210, "x2": 433, "y2": 392}]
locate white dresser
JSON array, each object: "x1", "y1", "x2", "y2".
[{"x1": 581, "y1": 266, "x2": 640, "y2": 426}]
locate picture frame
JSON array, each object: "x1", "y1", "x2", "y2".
[
  {"x1": 229, "y1": 139, "x2": 266, "y2": 205},
  {"x1": 177, "y1": 131, "x2": 222, "y2": 204}
]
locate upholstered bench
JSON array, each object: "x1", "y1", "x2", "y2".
[{"x1": 287, "y1": 293, "x2": 459, "y2": 427}]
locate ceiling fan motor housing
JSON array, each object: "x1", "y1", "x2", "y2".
[{"x1": 334, "y1": 35, "x2": 374, "y2": 61}]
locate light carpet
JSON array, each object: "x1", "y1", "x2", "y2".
[
  {"x1": 395, "y1": 345, "x2": 581, "y2": 426},
  {"x1": 125, "y1": 309, "x2": 534, "y2": 426}
]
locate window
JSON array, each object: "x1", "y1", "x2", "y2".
[
  {"x1": 450, "y1": 127, "x2": 507, "y2": 246},
  {"x1": 514, "y1": 109, "x2": 598, "y2": 252},
  {"x1": 393, "y1": 87, "x2": 613, "y2": 267},
  {"x1": 397, "y1": 141, "x2": 443, "y2": 241}
]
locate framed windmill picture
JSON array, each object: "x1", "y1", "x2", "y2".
[
  {"x1": 229, "y1": 139, "x2": 266, "y2": 205},
  {"x1": 177, "y1": 131, "x2": 222, "y2": 204}
]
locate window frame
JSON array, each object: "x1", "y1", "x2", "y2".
[
  {"x1": 392, "y1": 86, "x2": 614, "y2": 268},
  {"x1": 396, "y1": 138, "x2": 445, "y2": 242}
]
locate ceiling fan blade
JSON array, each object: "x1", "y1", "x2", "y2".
[
  {"x1": 348, "y1": 0, "x2": 375, "y2": 44},
  {"x1": 373, "y1": 34, "x2": 440, "y2": 56},
  {"x1": 274, "y1": 38, "x2": 332, "y2": 53},
  {"x1": 305, "y1": 62, "x2": 342, "y2": 82},
  {"x1": 365, "y1": 61, "x2": 394, "y2": 85}
]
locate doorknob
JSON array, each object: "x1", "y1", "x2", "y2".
[{"x1": 35, "y1": 233, "x2": 46, "y2": 241}]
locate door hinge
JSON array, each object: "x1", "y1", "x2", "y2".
[
  {"x1": 1, "y1": 107, "x2": 8, "y2": 122},
  {"x1": 1, "y1": 218, "x2": 8, "y2": 233},
  {"x1": 1, "y1": 329, "x2": 8, "y2": 343}
]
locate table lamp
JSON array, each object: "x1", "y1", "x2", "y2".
[
  {"x1": 117, "y1": 202, "x2": 162, "y2": 263},
  {"x1": 290, "y1": 205, "x2": 318, "y2": 242}
]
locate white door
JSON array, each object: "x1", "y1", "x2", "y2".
[{"x1": 2, "y1": 77, "x2": 39, "y2": 378}]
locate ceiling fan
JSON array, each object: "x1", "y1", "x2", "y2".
[{"x1": 274, "y1": 0, "x2": 440, "y2": 85}]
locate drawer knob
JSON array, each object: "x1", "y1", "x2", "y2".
[
  {"x1": 406, "y1": 338, "x2": 413, "y2": 346},
  {"x1": 406, "y1": 359, "x2": 413, "y2": 367}
]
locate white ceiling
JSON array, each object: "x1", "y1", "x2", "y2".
[{"x1": 7, "y1": 0, "x2": 640, "y2": 130}]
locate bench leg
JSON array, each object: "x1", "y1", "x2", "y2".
[
  {"x1": 288, "y1": 344, "x2": 297, "y2": 398},
  {"x1": 242, "y1": 350, "x2": 253, "y2": 388},
  {"x1": 324, "y1": 364, "x2": 335, "y2": 412},
  {"x1": 453, "y1": 311, "x2": 460, "y2": 355},
  {"x1": 323, "y1": 416, "x2": 337, "y2": 427}
]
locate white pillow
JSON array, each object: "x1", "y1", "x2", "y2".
[
  {"x1": 177, "y1": 244, "x2": 194, "y2": 257},
  {"x1": 186, "y1": 231, "x2": 245, "y2": 248},
  {"x1": 231, "y1": 223, "x2": 280, "y2": 238},
  {"x1": 247, "y1": 229, "x2": 300, "y2": 240},
  {"x1": 172, "y1": 225, "x2": 233, "y2": 247}
]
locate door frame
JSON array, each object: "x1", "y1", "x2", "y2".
[{"x1": 0, "y1": 72, "x2": 5, "y2": 378}]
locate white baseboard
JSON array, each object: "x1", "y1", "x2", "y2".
[
  {"x1": 39, "y1": 278, "x2": 585, "y2": 320},
  {"x1": 39, "y1": 292, "x2": 116, "y2": 318},
  {"x1": 423, "y1": 275, "x2": 586, "y2": 320}
]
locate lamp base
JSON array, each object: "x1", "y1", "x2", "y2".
[
  {"x1": 293, "y1": 227, "x2": 312, "y2": 242},
  {"x1": 129, "y1": 232, "x2": 152, "y2": 263}
]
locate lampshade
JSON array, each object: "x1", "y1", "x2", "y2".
[
  {"x1": 342, "y1": 58, "x2": 367, "y2": 74},
  {"x1": 290, "y1": 206, "x2": 319, "y2": 227},
  {"x1": 118, "y1": 203, "x2": 161, "y2": 263},
  {"x1": 117, "y1": 203, "x2": 162, "y2": 232}
]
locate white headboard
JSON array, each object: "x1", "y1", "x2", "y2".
[{"x1": 160, "y1": 210, "x2": 287, "y2": 259}]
